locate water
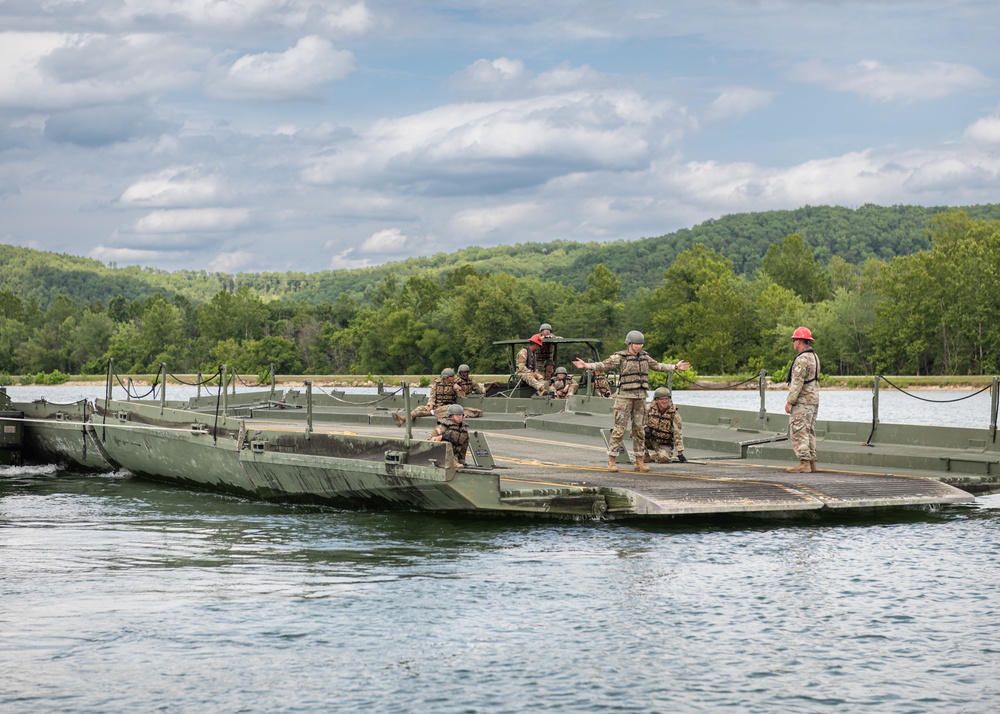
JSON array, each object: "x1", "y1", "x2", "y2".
[{"x1": 3, "y1": 387, "x2": 1000, "y2": 712}]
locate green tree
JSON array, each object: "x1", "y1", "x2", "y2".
[{"x1": 762, "y1": 233, "x2": 830, "y2": 302}]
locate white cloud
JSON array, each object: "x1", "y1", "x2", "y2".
[
  {"x1": 119, "y1": 168, "x2": 223, "y2": 208},
  {"x1": 209, "y1": 250, "x2": 256, "y2": 272},
  {"x1": 329, "y1": 250, "x2": 375, "y2": 269},
  {"x1": 450, "y1": 202, "x2": 543, "y2": 236},
  {"x1": 965, "y1": 112, "x2": 1000, "y2": 145},
  {"x1": 703, "y1": 88, "x2": 774, "y2": 122},
  {"x1": 0, "y1": 32, "x2": 203, "y2": 109},
  {"x1": 450, "y1": 58, "x2": 607, "y2": 99},
  {"x1": 789, "y1": 59, "x2": 992, "y2": 102},
  {"x1": 208, "y1": 36, "x2": 354, "y2": 100},
  {"x1": 90, "y1": 245, "x2": 192, "y2": 265},
  {"x1": 358, "y1": 228, "x2": 408, "y2": 254},
  {"x1": 132, "y1": 208, "x2": 250, "y2": 233}
]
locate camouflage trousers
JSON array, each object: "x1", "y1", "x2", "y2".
[
  {"x1": 608, "y1": 397, "x2": 646, "y2": 457},
  {"x1": 645, "y1": 440, "x2": 676, "y2": 463},
  {"x1": 411, "y1": 404, "x2": 483, "y2": 419},
  {"x1": 788, "y1": 403, "x2": 818, "y2": 461},
  {"x1": 516, "y1": 372, "x2": 547, "y2": 394}
]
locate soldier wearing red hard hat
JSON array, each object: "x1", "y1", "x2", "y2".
[
  {"x1": 785, "y1": 326, "x2": 820, "y2": 473},
  {"x1": 515, "y1": 334, "x2": 548, "y2": 395}
]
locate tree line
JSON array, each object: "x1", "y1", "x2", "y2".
[{"x1": 1, "y1": 211, "x2": 998, "y2": 381}]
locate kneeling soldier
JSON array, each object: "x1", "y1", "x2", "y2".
[
  {"x1": 547, "y1": 366, "x2": 578, "y2": 398},
  {"x1": 644, "y1": 387, "x2": 686, "y2": 463},
  {"x1": 392, "y1": 368, "x2": 481, "y2": 426},
  {"x1": 429, "y1": 404, "x2": 469, "y2": 467}
]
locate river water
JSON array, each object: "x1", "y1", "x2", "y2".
[{"x1": 3, "y1": 386, "x2": 1000, "y2": 712}]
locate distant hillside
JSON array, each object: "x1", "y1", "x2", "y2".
[{"x1": 5, "y1": 203, "x2": 1000, "y2": 309}]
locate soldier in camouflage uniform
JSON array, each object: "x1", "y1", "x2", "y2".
[
  {"x1": 392, "y1": 368, "x2": 481, "y2": 426},
  {"x1": 784, "y1": 326, "x2": 820, "y2": 473},
  {"x1": 456, "y1": 364, "x2": 485, "y2": 396},
  {"x1": 546, "y1": 366, "x2": 578, "y2": 398},
  {"x1": 644, "y1": 387, "x2": 686, "y2": 463},
  {"x1": 429, "y1": 404, "x2": 470, "y2": 468},
  {"x1": 537, "y1": 323, "x2": 559, "y2": 364},
  {"x1": 515, "y1": 334, "x2": 548, "y2": 395},
  {"x1": 574, "y1": 331, "x2": 689, "y2": 473}
]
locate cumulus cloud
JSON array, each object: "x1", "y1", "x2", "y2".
[
  {"x1": 965, "y1": 111, "x2": 1000, "y2": 145},
  {"x1": 132, "y1": 208, "x2": 250, "y2": 233},
  {"x1": 208, "y1": 36, "x2": 354, "y2": 100},
  {"x1": 358, "y1": 228, "x2": 409, "y2": 254},
  {"x1": 789, "y1": 59, "x2": 992, "y2": 102},
  {"x1": 703, "y1": 87, "x2": 773, "y2": 122},
  {"x1": 90, "y1": 245, "x2": 193, "y2": 265},
  {"x1": 302, "y1": 89, "x2": 677, "y2": 194},
  {"x1": 450, "y1": 57, "x2": 607, "y2": 98},
  {"x1": 44, "y1": 105, "x2": 175, "y2": 146},
  {"x1": 209, "y1": 250, "x2": 256, "y2": 273},
  {"x1": 450, "y1": 202, "x2": 543, "y2": 236},
  {"x1": 119, "y1": 167, "x2": 224, "y2": 208},
  {"x1": 0, "y1": 32, "x2": 204, "y2": 109}
]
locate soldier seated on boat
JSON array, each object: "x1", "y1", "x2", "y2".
[
  {"x1": 429, "y1": 403, "x2": 469, "y2": 467},
  {"x1": 541, "y1": 360, "x2": 555, "y2": 389},
  {"x1": 547, "y1": 366, "x2": 578, "y2": 398},
  {"x1": 456, "y1": 364, "x2": 486, "y2": 396},
  {"x1": 392, "y1": 368, "x2": 482, "y2": 426},
  {"x1": 644, "y1": 387, "x2": 686, "y2": 463},
  {"x1": 537, "y1": 323, "x2": 559, "y2": 363},
  {"x1": 515, "y1": 334, "x2": 548, "y2": 395}
]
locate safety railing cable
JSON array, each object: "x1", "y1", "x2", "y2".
[
  {"x1": 311, "y1": 382, "x2": 404, "y2": 405},
  {"x1": 671, "y1": 372, "x2": 761, "y2": 390},
  {"x1": 879, "y1": 376, "x2": 992, "y2": 403},
  {"x1": 112, "y1": 365, "x2": 162, "y2": 400},
  {"x1": 232, "y1": 370, "x2": 267, "y2": 388},
  {"x1": 167, "y1": 369, "x2": 223, "y2": 387}
]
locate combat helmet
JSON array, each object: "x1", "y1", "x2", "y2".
[
  {"x1": 554, "y1": 367, "x2": 568, "y2": 375},
  {"x1": 458, "y1": 364, "x2": 471, "y2": 373},
  {"x1": 653, "y1": 387, "x2": 672, "y2": 400},
  {"x1": 446, "y1": 404, "x2": 465, "y2": 416},
  {"x1": 441, "y1": 368, "x2": 456, "y2": 378},
  {"x1": 626, "y1": 330, "x2": 645, "y2": 344}
]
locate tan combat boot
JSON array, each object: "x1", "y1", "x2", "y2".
[
  {"x1": 633, "y1": 455, "x2": 650, "y2": 473},
  {"x1": 810, "y1": 460, "x2": 818, "y2": 472},
  {"x1": 786, "y1": 459, "x2": 812, "y2": 473},
  {"x1": 391, "y1": 411, "x2": 405, "y2": 427},
  {"x1": 607, "y1": 455, "x2": 619, "y2": 472}
]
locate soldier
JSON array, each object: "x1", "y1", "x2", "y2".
[
  {"x1": 456, "y1": 364, "x2": 485, "y2": 396},
  {"x1": 541, "y1": 360, "x2": 555, "y2": 389},
  {"x1": 644, "y1": 387, "x2": 686, "y2": 463},
  {"x1": 785, "y1": 326, "x2": 820, "y2": 473},
  {"x1": 547, "y1": 366, "x2": 578, "y2": 398},
  {"x1": 574, "y1": 330, "x2": 690, "y2": 473},
  {"x1": 392, "y1": 368, "x2": 481, "y2": 426},
  {"x1": 429, "y1": 403, "x2": 469, "y2": 467},
  {"x1": 585, "y1": 368, "x2": 612, "y2": 397},
  {"x1": 515, "y1": 334, "x2": 548, "y2": 395},
  {"x1": 537, "y1": 323, "x2": 558, "y2": 363}
]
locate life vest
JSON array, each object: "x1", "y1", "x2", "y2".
[
  {"x1": 617, "y1": 350, "x2": 651, "y2": 392},
  {"x1": 785, "y1": 347, "x2": 820, "y2": 384},
  {"x1": 435, "y1": 417, "x2": 469, "y2": 451},
  {"x1": 646, "y1": 402, "x2": 676, "y2": 444},
  {"x1": 432, "y1": 379, "x2": 460, "y2": 406}
]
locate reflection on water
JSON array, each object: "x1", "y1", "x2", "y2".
[{"x1": 2, "y1": 467, "x2": 1000, "y2": 712}]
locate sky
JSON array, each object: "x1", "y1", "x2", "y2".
[{"x1": 1, "y1": 1, "x2": 999, "y2": 275}]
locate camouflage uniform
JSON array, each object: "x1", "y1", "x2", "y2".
[
  {"x1": 536, "y1": 335, "x2": 560, "y2": 364},
  {"x1": 645, "y1": 400, "x2": 684, "y2": 462},
  {"x1": 410, "y1": 378, "x2": 482, "y2": 420},
  {"x1": 515, "y1": 347, "x2": 547, "y2": 394},
  {"x1": 787, "y1": 347, "x2": 820, "y2": 462},
  {"x1": 456, "y1": 373, "x2": 485, "y2": 396},
  {"x1": 582, "y1": 350, "x2": 680, "y2": 457},
  {"x1": 589, "y1": 370, "x2": 612, "y2": 397},
  {"x1": 430, "y1": 417, "x2": 469, "y2": 466},
  {"x1": 546, "y1": 372, "x2": 578, "y2": 398}
]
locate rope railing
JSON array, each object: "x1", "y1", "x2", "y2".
[
  {"x1": 112, "y1": 365, "x2": 162, "y2": 400},
  {"x1": 671, "y1": 372, "x2": 761, "y2": 390},
  {"x1": 232, "y1": 370, "x2": 268, "y2": 388},
  {"x1": 878, "y1": 375, "x2": 993, "y2": 403},
  {"x1": 167, "y1": 369, "x2": 223, "y2": 387},
  {"x1": 311, "y1": 382, "x2": 405, "y2": 405}
]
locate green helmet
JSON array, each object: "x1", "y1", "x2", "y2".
[
  {"x1": 446, "y1": 404, "x2": 465, "y2": 416},
  {"x1": 441, "y1": 368, "x2": 455, "y2": 378},
  {"x1": 539, "y1": 323, "x2": 552, "y2": 332},
  {"x1": 626, "y1": 330, "x2": 645, "y2": 345},
  {"x1": 653, "y1": 387, "x2": 672, "y2": 399},
  {"x1": 458, "y1": 364, "x2": 470, "y2": 373},
  {"x1": 555, "y1": 366, "x2": 568, "y2": 375}
]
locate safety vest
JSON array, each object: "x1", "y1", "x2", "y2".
[
  {"x1": 435, "y1": 417, "x2": 469, "y2": 450},
  {"x1": 646, "y1": 402, "x2": 677, "y2": 444},
  {"x1": 432, "y1": 379, "x2": 460, "y2": 406},
  {"x1": 617, "y1": 350, "x2": 651, "y2": 392},
  {"x1": 786, "y1": 347, "x2": 820, "y2": 384}
]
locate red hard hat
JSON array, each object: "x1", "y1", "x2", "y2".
[
  {"x1": 791, "y1": 326, "x2": 814, "y2": 341},
  {"x1": 529, "y1": 334, "x2": 543, "y2": 346}
]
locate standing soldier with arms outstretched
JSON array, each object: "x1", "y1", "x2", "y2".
[
  {"x1": 785, "y1": 326, "x2": 820, "y2": 473},
  {"x1": 574, "y1": 331, "x2": 689, "y2": 473}
]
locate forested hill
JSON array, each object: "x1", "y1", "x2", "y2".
[{"x1": 5, "y1": 203, "x2": 1000, "y2": 309}]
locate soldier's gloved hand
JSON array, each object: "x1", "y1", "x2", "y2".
[{"x1": 676, "y1": 453, "x2": 687, "y2": 463}]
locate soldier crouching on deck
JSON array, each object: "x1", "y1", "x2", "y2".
[
  {"x1": 644, "y1": 387, "x2": 686, "y2": 463},
  {"x1": 429, "y1": 404, "x2": 469, "y2": 467},
  {"x1": 547, "y1": 366, "x2": 578, "y2": 398},
  {"x1": 785, "y1": 326, "x2": 820, "y2": 473},
  {"x1": 574, "y1": 330, "x2": 690, "y2": 473},
  {"x1": 392, "y1": 368, "x2": 482, "y2": 426}
]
